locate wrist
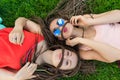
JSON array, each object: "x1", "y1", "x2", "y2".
[
  {"x1": 14, "y1": 25, "x2": 23, "y2": 31},
  {"x1": 14, "y1": 75, "x2": 21, "y2": 80},
  {"x1": 87, "y1": 14, "x2": 100, "y2": 26},
  {"x1": 87, "y1": 18, "x2": 95, "y2": 26}
]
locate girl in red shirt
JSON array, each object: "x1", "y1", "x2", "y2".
[{"x1": 0, "y1": 17, "x2": 81, "y2": 80}]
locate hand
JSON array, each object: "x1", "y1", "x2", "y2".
[
  {"x1": 14, "y1": 62, "x2": 37, "y2": 80},
  {"x1": 9, "y1": 27, "x2": 24, "y2": 45},
  {"x1": 66, "y1": 37, "x2": 80, "y2": 46},
  {"x1": 70, "y1": 15, "x2": 92, "y2": 28}
]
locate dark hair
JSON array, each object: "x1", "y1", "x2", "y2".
[
  {"x1": 44, "y1": 0, "x2": 96, "y2": 78},
  {"x1": 30, "y1": 44, "x2": 82, "y2": 80},
  {"x1": 23, "y1": 17, "x2": 81, "y2": 80},
  {"x1": 25, "y1": 0, "x2": 96, "y2": 79},
  {"x1": 28, "y1": 17, "x2": 95, "y2": 80},
  {"x1": 45, "y1": 0, "x2": 92, "y2": 28}
]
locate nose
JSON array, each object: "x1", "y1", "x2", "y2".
[{"x1": 59, "y1": 26, "x2": 63, "y2": 31}]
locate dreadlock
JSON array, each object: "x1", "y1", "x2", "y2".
[
  {"x1": 45, "y1": 0, "x2": 96, "y2": 76},
  {"x1": 26, "y1": 0, "x2": 96, "y2": 79},
  {"x1": 31, "y1": 44, "x2": 81, "y2": 80},
  {"x1": 26, "y1": 16, "x2": 82, "y2": 80}
]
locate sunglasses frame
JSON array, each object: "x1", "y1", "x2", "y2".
[{"x1": 53, "y1": 19, "x2": 69, "y2": 40}]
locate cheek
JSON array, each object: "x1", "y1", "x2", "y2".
[
  {"x1": 72, "y1": 56, "x2": 78, "y2": 68},
  {"x1": 59, "y1": 59, "x2": 69, "y2": 70},
  {"x1": 64, "y1": 24, "x2": 73, "y2": 38},
  {"x1": 67, "y1": 24, "x2": 73, "y2": 34},
  {"x1": 59, "y1": 62, "x2": 67, "y2": 70},
  {"x1": 49, "y1": 26, "x2": 53, "y2": 33},
  {"x1": 52, "y1": 52, "x2": 61, "y2": 67}
]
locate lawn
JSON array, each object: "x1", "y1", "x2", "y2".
[{"x1": 0, "y1": 0, "x2": 120, "y2": 80}]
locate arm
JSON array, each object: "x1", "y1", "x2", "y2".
[
  {"x1": 83, "y1": 10, "x2": 113, "y2": 19},
  {"x1": 88, "y1": 10, "x2": 120, "y2": 25},
  {"x1": 14, "y1": 17, "x2": 42, "y2": 34},
  {"x1": 66, "y1": 37, "x2": 120, "y2": 62},
  {"x1": 0, "y1": 62, "x2": 37, "y2": 80},
  {"x1": 0, "y1": 68, "x2": 15, "y2": 80},
  {"x1": 9, "y1": 17, "x2": 42, "y2": 45},
  {"x1": 70, "y1": 10, "x2": 120, "y2": 27},
  {"x1": 80, "y1": 50, "x2": 111, "y2": 63}
]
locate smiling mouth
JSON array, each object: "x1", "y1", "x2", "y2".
[{"x1": 59, "y1": 53, "x2": 62, "y2": 60}]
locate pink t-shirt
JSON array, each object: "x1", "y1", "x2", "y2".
[
  {"x1": 0, "y1": 28, "x2": 44, "y2": 70},
  {"x1": 80, "y1": 23, "x2": 120, "y2": 50}
]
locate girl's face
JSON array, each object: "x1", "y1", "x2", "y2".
[
  {"x1": 50, "y1": 18, "x2": 73, "y2": 40},
  {"x1": 52, "y1": 49, "x2": 78, "y2": 70}
]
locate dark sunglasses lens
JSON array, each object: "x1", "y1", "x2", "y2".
[
  {"x1": 53, "y1": 28, "x2": 61, "y2": 36},
  {"x1": 57, "y1": 19, "x2": 65, "y2": 26}
]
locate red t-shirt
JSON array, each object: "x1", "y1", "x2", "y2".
[{"x1": 0, "y1": 28, "x2": 44, "y2": 70}]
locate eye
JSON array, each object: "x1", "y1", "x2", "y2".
[
  {"x1": 66, "y1": 60, "x2": 69, "y2": 65},
  {"x1": 67, "y1": 51, "x2": 72, "y2": 56},
  {"x1": 67, "y1": 51, "x2": 69, "y2": 56}
]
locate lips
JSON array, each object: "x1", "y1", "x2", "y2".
[
  {"x1": 63, "y1": 27, "x2": 67, "y2": 33},
  {"x1": 59, "y1": 53, "x2": 62, "y2": 60}
]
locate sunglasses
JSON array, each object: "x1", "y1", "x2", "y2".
[{"x1": 53, "y1": 19, "x2": 68, "y2": 37}]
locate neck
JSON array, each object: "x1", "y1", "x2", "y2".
[
  {"x1": 72, "y1": 27, "x2": 84, "y2": 38},
  {"x1": 35, "y1": 50, "x2": 53, "y2": 65}
]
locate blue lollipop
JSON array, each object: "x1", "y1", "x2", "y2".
[
  {"x1": 0, "y1": 17, "x2": 6, "y2": 29},
  {"x1": 0, "y1": 24, "x2": 6, "y2": 29}
]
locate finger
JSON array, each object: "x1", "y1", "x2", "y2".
[
  {"x1": 12, "y1": 37, "x2": 17, "y2": 44},
  {"x1": 70, "y1": 17, "x2": 73, "y2": 24},
  {"x1": 27, "y1": 75, "x2": 36, "y2": 79},
  {"x1": 66, "y1": 39, "x2": 71, "y2": 45},
  {"x1": 70, "y1": 17, "x2": 75, "y2": 24},
  {"x1": 27, "y1": 64, "x2": 37, "y2": 74},
  {"x1": 9, "y1": 33, "x2": 15, "y2": 44},
  {"x1": 24, "y1": 62, "x2": 30, "y2": 67},
  {"x1": 75, "y1": 18, "x2": 78, "y2": 25},
  {"x1": 73, "y1": 18, "x2": 76, "y2": 25},
  {"x1": 9, "y1": 33, "x2": 12, "y2": 43},
  {"x1": 28, "y1": 63, "x2": 37, "y2": 70},
  {"x1": 16, "y1": 34, "x2": 21, "y2": 45},
  {"x1": 19, "y1": 34, "x2": 24, "y2": 45},
  {"x1": 20, "y1": 62, "x2": 30, "y2": 71},
  {"x1": 12, "y1": 35, "x2": 17, "y2": 44}
]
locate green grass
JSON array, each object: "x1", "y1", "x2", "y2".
[
  {"x1": 0, "y1": 0, "x2": 59, "y2": 26},
  {"x1": 0, "y1": 0, "x2": 120, "y2": 80}
]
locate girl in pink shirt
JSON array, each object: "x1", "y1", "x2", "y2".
[{"x1": 48, "y1": 9, "x2": 120, "y2": 63}]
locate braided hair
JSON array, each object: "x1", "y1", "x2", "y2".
[
  {"x1": 31, "y1": 44, "x2": 81, "y2": 80},
  {"x1": 25, "y1": 17, "x2": 83, "y2": 80}
]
